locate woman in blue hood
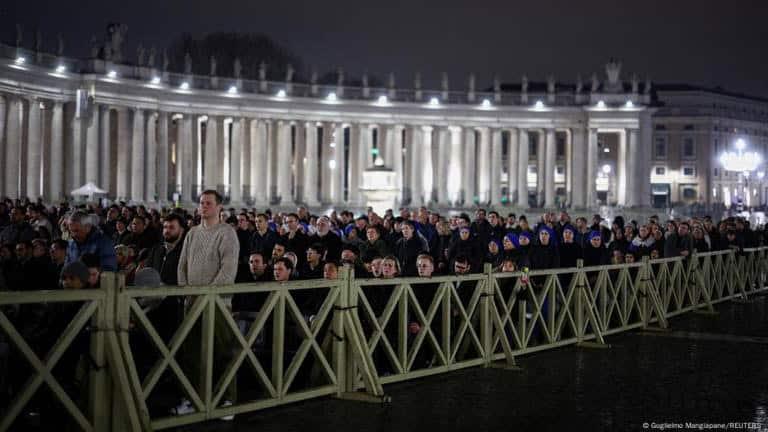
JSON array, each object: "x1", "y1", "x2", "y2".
[{"x1": 529, "y1": 226, "x2": 560, "y2": 270}]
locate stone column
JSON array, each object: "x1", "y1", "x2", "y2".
[
  {"x1": 204, "y1": 116, "x2": 219, "y2": 190},
  {"x1": 321, "y1": 124, "x2": 333, "y2": 203},
  {"x1": 267, "y1": 120, "x2": 278, "y2": 201},
  {"x1": 639, "y1": 112, "x2": 653, "y2": 206},
  {"x1": 348, "y1": 123, "x2": 362, "y2": 205},
  {"x1": 544, "y1": 128, "x2": 556, "y2": 208},
  {"x1": 477, "y1": 127, "x2": 491, "y2": 204},
  {"x1": 536, "y1": 131, "x2": 545, "y2": 206},
  {"x1": 131, "y1": 108, "x2": 145, "y2": 202},
  {"x1": 5, "y1": 96, "x2": 23, "y2": 198},
  {"x1": 362, "y1": 124, "x2": 373, "y2": 169},
  {"x1": 99, "y1": 106, "x2": 112, "y2": 195},
  {"x1": 84, "y1": 102, "x2": 99, "y2": 187},
  {"x1": 436, "y1": 127, "x2": 450, "y2": 206},
  {"x1": 277, "y1": 120, "x2": 293, "y2": 205},
  {"x1": 26, "y1": 98, "x2": 43, "y2": 198},
  {"x1": 570, "y1": 128, "x2": 587, "y2": 208},
  {"x1": 250, "y1": 119, "x2": 268, "y2": 205},
  {"x1": 383, "y1": 124, "x2": 396, "y2": 169},
  {"x1": 293, "y1": 122, "x2": 305, "y2": 203},
  {"x1": 410, "y1": 125, "x2": 424, "y2": 206},
  {"x1": 181, "y1": 115, "x2": 194, "y2": 202},
  {"x1": 586, "y1": 128, "x2": 599, "y2": 207},
  {"x1": 116, "y1": 108, "x2": 131, "y2": 200},
  {"x1": 507, "y1": 128, "x2": 519, "y2": 205},
  {"x1": 303, "y1": 121, "x2": 320, "y2": 207},
  {"x1": 191, "y1": 116, "x2": 201, "y2": 197},
  {"x1": 0, "y1": 95, "x2": 5, "y2": 197},
  {"x1": 393, "y1": 125, "x2": 405, "y2": 203},
  {"x1": 241, "y1": 119, "x2": 251, "y2": 202},
  {"x1": 517, "y1": 129, "x2": 529, "y2": 208},
  {"x1": 491, "y1": 128, "x2": 503, "y2": 207},
  {"x1": 230, "y1": 118, "x2": 244, "y2": 203},
  {"x1": 626, "y1": 128, "x2": 640, "y2": 207},
  {"x1": 50, "y1": 102, "x2": 64, "y2": 201},
  {"x1": 564, "y1": 130, "x2": 572, "y2": 206},
  {"x1": 333, "y1": 123, "x2": 346, "y2": 204},
  {"x1": 145, "y1": 112, "x2": 157, "y2": 201},
  {"x1": 157, "y1": 112, "x2": 169, "y2": 202},
  {"x1": 447, "y1": 126, "x2": 463, "y2": 206},
  {"x1": 71, "y1": 106, "x2": 84, "y2": 192},
  {"x1": 617, "y1": 130, "x2": 627, "y2": 206},
  {"x1": 463, "y1": 128, "x2": 476, "y2": 206}
]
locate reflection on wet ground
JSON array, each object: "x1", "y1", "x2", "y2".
[{"x1": 178, "y1": 294, "x2": 768, "y2": 432}]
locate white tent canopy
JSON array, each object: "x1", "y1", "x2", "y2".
[{"x1": 71, "y1": 182, "x2": 107, "y2": 196}]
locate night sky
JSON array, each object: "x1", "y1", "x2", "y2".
[{"x1": 2, "y1": 0, "x2": 768, "y2": 97}]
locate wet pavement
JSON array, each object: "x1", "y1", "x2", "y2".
[{"x1": 176, "y1": 293, "x2": 768, "y2": 432}]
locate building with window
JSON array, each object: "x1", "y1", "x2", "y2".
[
  {"x1": 1, "y1": 29, "x2": 767, "y2": 210},
  {"x1": 651, "y1": 85, "x2": 768, "y2": 208}
]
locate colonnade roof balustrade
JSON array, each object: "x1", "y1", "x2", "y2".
[{"x1": 1, "y1": 42, "x2": 651, "y2": 127}]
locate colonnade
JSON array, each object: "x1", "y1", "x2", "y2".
[{"x1": 0, "y1": 89, "x2": 647, "y2": 208}]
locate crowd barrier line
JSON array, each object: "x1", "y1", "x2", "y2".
[{"x1": 0, "y1": 247, "x2": 766, "y2": 431}]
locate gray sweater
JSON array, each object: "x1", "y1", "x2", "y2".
[{"x1": 178, "y1": 222, "x2": 239, "y2": 287}]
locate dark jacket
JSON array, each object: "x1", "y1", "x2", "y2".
[
  {"x1": 146, "y1": 237, "x2": 186, "y2": 286},
  {"x1": 65, "y1": 228, "x2": 117, "y2": 271},
  {"x1": 308, "y1": 231, "x2": 343, "y2": 262},
  {"x1": 395, "y1": 236, "x2": 427, "y2": 277},
  {"x1": 250, "y1": 229, "x2": 279, "y2": 258}
]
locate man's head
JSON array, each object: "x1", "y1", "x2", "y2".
[
  {"x1": 488, "y1": 211, "x2": 500, "y2": 227},
  {"x1": 273, "y1": 257, "x2": 293, "y2": 282},
  {"x1": 61, "y1": 261, "x2": 89, "y2": 290},
  {"x1": 316, "y1": 216, "x2": 331, "y2": 235},
  {"x1": 306, "y1": 243, "x2": 325, "y2": 266},
  {"x1": 80, "y1": 253, "x2": 101, "y2": 287},
  {"x1": 249, "y1": 252, "x2": 267, "y2": 276},
  {"x1": 454, "y1": 255, "x2": 471, "y2": 275},
  {"x1": 678, "y1": 222, "x2": 690, "y2": 237},
  {"x1": 416, "y1": 254, "x2": 434, "y2": 277},
  {"x1": 10, "y1": 207, "x2": 25, "y2": 224},
  {"x1": 401, "y1": 220, "x2": 415, "y2": 240},
  {"x1": 341, "y1": 246, "x2": 358, "y2": 265},
  {"x1": 323, "y1": 261, "x2": 339, "y2": 280},
  {"x1": 272, "y1": 242, "x2": 286, "y2": 261},
  {"x1": 162, "y1": 214, "x2": 186, "y2": 244},
  {"x1": 285, "y1": 213, "x2": 300, "y2": 232},
  {"x1": 14, "y1": 241, "x2": 31, "y2": 260},
  {"x1": 475, "y1": 209, "x2": 487, "y2": 222},
  {"x1": 366, "y1": 226, "x2": 381, "y2": 242},
  {"x1": 68, "y1": 211, "x2": 94, "y2": 243},
  {"x1": 130, "y1": 216, "x2": 146, "y2": 235},
  {"x1": 237, "y1": 213, "x2": 250, "y2": 231},
  {"x1": 50, "y1": 239, "x2": 68, "y2": 264},
  {"x1": 31, "y1": 239, "x2": 47, "y2": 258},
  {"x1": 380, "y1": 256, "x2": 399, "y2": 278},
  {"x1": 198, "y1": 190, "x2": 223, "y2": 222},
  {"x1": 255, "y1": 213, "x2": 269, "y2": 232}
]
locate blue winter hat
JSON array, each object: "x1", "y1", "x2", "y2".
[
  {"x1": 505, "y1": 233, "x2": 519, "y2": 248},
  {"x1": 344, "y1": 224, "x2": 356, "y2": 236},
  {"x1": 587, "y1": 230, "x2": 602, "y2": 242},
  {"x1": 519, "y1": 231, "x2": 533, "y2": 243}
]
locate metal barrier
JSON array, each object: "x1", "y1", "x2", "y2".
[{"x1": 1, "y1": 247, "x2": 767, "y2": 431}]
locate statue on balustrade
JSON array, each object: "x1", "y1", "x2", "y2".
[
  {"x1": 106, "y1": 23, "x2": 128, "y2": 63},
  {"x1": 604, "y1": 58, "x2": 622, "y2": 93}
]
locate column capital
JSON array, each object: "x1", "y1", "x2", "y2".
[
  {"x1": 421, "y1": 125, "x2": 433, "y2": 133},
  {"x1": 448, "y1": 125, "x2": 462, "y2": 133}
]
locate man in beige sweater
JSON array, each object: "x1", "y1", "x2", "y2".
[{"x1": 176, "y1": 190, "x2": 239, "y2": 419}]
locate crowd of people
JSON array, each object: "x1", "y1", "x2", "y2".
[
  {"x1": 1, "y1": 192, "x2": 766, "y2": 423},
  {"x1": 0, "y1": 196, "x2": 764, "y2": 293}
]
